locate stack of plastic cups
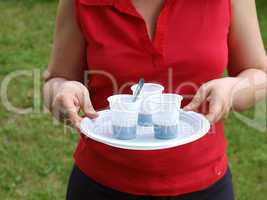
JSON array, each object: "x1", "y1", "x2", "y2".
[
  {"x1": 108, "y1": 94, "x2": 141, "y2": 140},
  {"x1": 131, "y1": 83, "x2": 164, "y2": 126},
  {"x1": 150, "y1": 94, "x2": 183, "y2": 139}
]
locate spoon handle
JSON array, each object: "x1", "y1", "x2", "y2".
[{"x1": 133, "y1": 79, "x2": 145, "y2": 102}]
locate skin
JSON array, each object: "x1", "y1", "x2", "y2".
[{"x1": 43, "y1": 0, "x2": 267, "y2": 129}]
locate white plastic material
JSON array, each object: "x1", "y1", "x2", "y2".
[
  {"x1": 108, "y1": 95, "x2": 140, "y2": 125},
  {"x1": 111, "y1": 110, "x2": 139, "y2": 127},
  {"x1": 131, "y1": 83, "x2": 164, "y2": 114},
  {"x1": 80, "y1": 109, "x2": 211, "y2": 150},
  {"x1": 131, "y1": 83, "x2": 164, "y2": 98},
  {"x1": 151, "y1": 93, "x2": 183, "y2": 126},
  {"x1": 153, "y1": 111, "x2": 180, "y2": 126},
  {"x1": 150, "y1": 93, "x2": 183, "y2": 112},
  {"x1": 108, "y1": 94, "x2": 141, "y2": 111}
]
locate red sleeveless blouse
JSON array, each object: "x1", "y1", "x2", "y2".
[{"x1": 74, "y1": 0, "x2": 231, "y2": 196}]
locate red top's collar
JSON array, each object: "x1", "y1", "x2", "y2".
[
  {"x1": 79, "y1": 0, "x2": 142, "y2": 18},
  {"x1": 80, "y1": 0, "x2": 174, "y2": 7},
  {"x1": 79, "y1": 0, "x2": 115, "y2": 6}
]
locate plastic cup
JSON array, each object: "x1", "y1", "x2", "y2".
[
  {"x1": 131, "y1": 83, "x2": 164, "y2": 126},
  {"x1": 150, "y1": 94, "x2": 183, "y2": 139},
  {"x1": 107, "y1": 95, "x2": 141, "y2": 140}
]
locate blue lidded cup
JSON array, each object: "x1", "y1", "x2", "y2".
[
  {"x1": 108, "y1": 95, "x2": 141, "y2": 140},
  {"x1": 131, "y1": 83, "x2": 164, "y2": 126},
  {"x1": 150, "y1": 94, "x2": 183, "y2": 139}
]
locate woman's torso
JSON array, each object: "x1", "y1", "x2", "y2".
[{"x1": 74, "y1": 0, "x2": 231, "y2": 196}]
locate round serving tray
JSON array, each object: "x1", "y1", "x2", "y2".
[{"x1": 80, "y1": 109, "x2": 210, "y2": 150}]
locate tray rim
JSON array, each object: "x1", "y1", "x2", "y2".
[{"x1": 80, "y1": 109, "x2": 210, "y2": 150}]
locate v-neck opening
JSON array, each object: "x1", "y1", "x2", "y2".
[{"x1": 128, "y1": 0, "x2": 167, "y2": 44}]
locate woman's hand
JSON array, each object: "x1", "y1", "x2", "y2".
[
  {"x1": 51, "y1": 81, "x2": 98, "y2": 129},
  {"x1": 184, "y1": 77, "x2": 241, "y2": 124}
]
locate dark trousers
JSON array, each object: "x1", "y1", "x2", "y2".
[{"x1": 67, "y1": 165, "x2": 234, "y2": 200}]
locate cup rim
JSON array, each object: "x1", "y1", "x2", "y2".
[
  {"x1": 107, "y1": 94, "x2": 141, "y2": 105},
  {"x1": 148, "y1": 93, "x2": 183, "y2": 104},
  {"x1": 131, "y1": 83, "x2": 164, "y2": 93}
]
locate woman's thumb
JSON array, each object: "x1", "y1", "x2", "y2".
[
  {"x1": 81, "y1": 94, "x2": 98, "y2": 118},
  {"x1": 184, "y1": 85, "x2": 210, "y2": 111},
  {"x1": 83, "y1": 103, "x2": 98, "y2": 118}
]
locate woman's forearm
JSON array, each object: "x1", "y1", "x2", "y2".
[{"x1": 232, "y1": 68, "x2": 267, "y2": 112}]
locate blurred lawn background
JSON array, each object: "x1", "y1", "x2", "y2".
[{"x1": 0, "y1": 0, "x2": 266, "y2": 200}]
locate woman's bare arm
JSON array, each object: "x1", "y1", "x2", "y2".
[
  {"x1": 185, "y1": 0, "x2": 267, "y2": 122},
  {"x1": 43, "y1": 0, "x2": 97, "y2": 127},
  {"x1": 228, "y1": 0, "x2": 267, "y2": 111},
  {"x1": 228, "y1": 0, "x2": 266, "y2": 75},
  {"x1": 44, "y1": 0, "x2": 86, "y2": 82}
]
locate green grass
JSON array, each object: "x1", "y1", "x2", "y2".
[
  {"x1": 0, "y1": 0, "x2": 266, "y2": 200},
  {"x1": 0, "y1": 1, "x2": 77, "y2": 200}
]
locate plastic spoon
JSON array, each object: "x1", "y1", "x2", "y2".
[{"x1": 133, "y1": 79, "x2": 145, "y2": 102}]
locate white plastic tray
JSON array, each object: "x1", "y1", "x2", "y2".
[{"x1": 80, "y1": 110, "x2": 210, "y2": 150}]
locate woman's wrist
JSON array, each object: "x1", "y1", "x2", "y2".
[{"x1": 232, "y1": 68, "x2": 267, "y2": 111}]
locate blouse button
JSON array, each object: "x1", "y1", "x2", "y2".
[{"x1": 214, "y1": 166, "x2": 222, "y2": 176}]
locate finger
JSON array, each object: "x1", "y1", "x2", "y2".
[
  {"x1": 67, "y1": 109, "x2": 83, "y2": 129},
  {"x1": 220, "y1": 106, "x2": 231, "y2": 122},
  {"x1": 220, "y1": 112, "x2": 229, "y2": 122},
  {"x1": 205, "y1": 96, "x2": 224, "y2": 124},
  {"x1": 184, "y1": 84, "x2": 211, "y2": 111},
  {"x1": 52, "y1": 96, "x2": 66, "y2": 122},
  {"x1": 83, "y1": 103, "x2": 99, "y2": 118},
  {"x1": 79, "y1": 90, "x2": 98, "y2": 119},
  {"x1": 56, "y1": 96, "x2": 82, "y2": 128}
]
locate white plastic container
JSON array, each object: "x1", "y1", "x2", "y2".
[
  {"x1": 150, "y1": 94, "x2": 183, "y2": 139},
  {"x1": 107, "y1": 95, "x2": 141, "y2": 140},
  {"x1": 131, "y1": 83, "x2": 164, "y2": 126}
]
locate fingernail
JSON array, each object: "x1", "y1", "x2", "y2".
[
  {"x1": 183, "y1": 106, "x2": 191, "y2": 110},
  {"x1": 87, "y1": 111, "x2": 99, "y2": 118}
]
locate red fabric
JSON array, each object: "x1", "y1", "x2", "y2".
[{"x1": 74, "y1": 0, "x2": 231, "y2": 196}]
